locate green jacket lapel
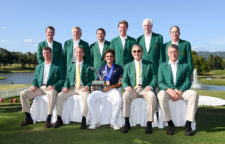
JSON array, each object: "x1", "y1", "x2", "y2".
[
  {"x1": 142, "y1": 61, "x2": 146, "y2": 83},
  {"x1": 47, "y1": 64, "x2": 54, "y2": 83},
  {"x1": 176, "y1": 63, "x2": 182, "y2": 85},
  {"x1": 141, "y1": 36, "x2": 148, "y2": 54},
  {"x1": 39, "y1": 63, "x2": 44, "y2": 85},
  {"x1": 167, "y1": 63, "x2": 174, "y2": 85}
]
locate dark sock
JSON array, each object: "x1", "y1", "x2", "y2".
[
  {"x1": 147, "y1": 121, "x2": 152, "y2": 127},
  {"x1": 125, "y1": 117, "x2": 129, "y2": 125},
  {"x1": 82, "y1": 116, "x2": 86, "y2": 122},
  {"x1": 25, "y1": 112, "x2": 32, "y2": 121},
  {"x1": 185, "y1": 121, "x2": 191, "y2": 128},
  {"x1": 168, "y1": 120, "x2": 174, "y2": 127},
  {"x1": 46, "y1": 114, "x2": 52, "y2": 123},
  {"x1": 57, "y1": 115, "x2": 62, "y2": 121}
]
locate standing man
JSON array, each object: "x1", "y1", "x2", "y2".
[
  {"x1": 87, "y1": 49, "x2": 123, "y2": 130},
  {"x1": 110, "y1": 20, "x2": 136, "y2": 67},
  {"x1": 137, "y1": 18, "x2": 163, "y2": 73},
  {"x1": 157, "y1": 44, "x2": 199, "y2": 136},
  {"x1": 64, "y1": 26, "x2": 90, "y2": 69},
  {"x1": 90, "y1": 28, "x2": 110, "y2": 78},
  {"x1": 54, "y1": 46, "x2": 94, "y2": 129},
  {"x1": 37, "y1": 26, "x2": 64, "y2": 69},
  {"x1": 162, "y1": 26, "x2": 193, "y2": 73},
  {"x1": 122, "y1": 44, "x2": 157, "y2": 134},
  {"x1": 20, "y1": 47, "x2": 64, "y2": 128}
]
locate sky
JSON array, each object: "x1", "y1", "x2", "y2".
[{"x1": 0, "y1": 0, "x2": 225, "y2": 53}]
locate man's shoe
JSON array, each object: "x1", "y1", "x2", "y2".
[
  {"x1": 122, "y1": 123, "x2": 130, "y2": 133},
  {"x1": 89, "y1": 124, "x2": 100, "y2": 130},
  {"x1": 20, "y1": 120, "x2": 33, "y2": 126},
  {"x1": 111, "y1": 124, "x2": 120, "y2": 130},
  {"x1": 145, "y1": 126, "x2": 153, "y2": 134},
  {"x1": 185, "y1": 126, "x2": 194, "y2": 136},
  {"x1": 167, "y1": 125, "x2": 175, "y2": 135},
  {"x1": 53, "y1": 119, "x2": 63, "y2": 128},
  {"x1": 45, "y1": 122, "x2": 52, "y2": 128}
]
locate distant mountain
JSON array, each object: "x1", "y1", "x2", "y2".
[{"x1": 197, "y1": 51, "x2": 225, "y2": 59}]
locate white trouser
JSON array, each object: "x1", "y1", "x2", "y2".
[{"x1": 87, "y1": 88, "x2": 122, "y2": 125}]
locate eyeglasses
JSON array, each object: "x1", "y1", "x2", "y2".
[{"x1": 132, "y1": 50, "x2": 142, "y2": 53}]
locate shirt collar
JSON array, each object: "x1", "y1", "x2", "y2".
[
  {"x1": 145, "y1": 32, "x2": 152, "y2": 38},
  {"x1": 120, "y1": 35, "x2": 127, "y2": 41},
  {"x1": 134, "y1": 59, "x2": 142, "y2": 64},
  {"x1": 169, "y1": 60, "x2": 179, "y2": 65},
  {"x1": 73, "y1": 39, "x2": 80, "y2": 44},
  {"x1": 47, "y1": 40, "x2": 53, "y2": 44},
  {"x1": 76, "y1": 60, "x2": 83, "y2": 65},
  {"x1": 98, "y1": 40, "x2": 105, "y2": 45}
]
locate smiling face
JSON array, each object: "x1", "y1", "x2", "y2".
[
  {"x1": 104, "y1": 52, "x2": 115, "y2": 65},
  {"x1": 42, "y1": 49, "x2": 52, "y2": 62},
  {"x1": 118, "y1": 23, "x2": 128, "y2": 37},
  {"x1": 96, "y1": 30, "x2": 105, "y2": 42},
  {"x1": 72, "y1": 28, "x2": 81, "y2": 40},
  {"x1": 167, "y1": 46, "x2": 179, "y2": 63},
  {"x1": 132, "y1": 45, "x2": 143, "y2": 61},
  {"x1": 45, "y1": 28, "x2": 55, "y2": 42},
  {"x1": 74, "y1": 47, "x2": 85, "y2": 62},
  {"x1": 170, "y1": 26, "x2": 180, "y2": 41},
  {"x1": 143, "y1": 20, "x2": 152, "y2": 35}
]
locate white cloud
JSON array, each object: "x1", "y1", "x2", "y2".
[
  {"x1": 24, "y1": 39, "x2": 33, "y2": 43},
  {"x1": 209, "y1": 37, "x2": 225, "y2": 45},
  {"x1": 0, "y1": 26, "x2": 6, "y2": 30}
]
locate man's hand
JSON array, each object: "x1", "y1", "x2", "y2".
[
  {"x1": 62, "y1": 87, "x2": 69, "y2": 93},
  {"x1": 103, "y1": 85, "x2": 113, "y2": 92},
  {"x1": 144, "y1": 86, "x2": 152, "y2": 92},
  {"x1": 166, "y1": 88, "x2": 178, "y2": 101},
  {"x1": 30, "y1": 86, "x2": 38, "y2": 92},
  {"x1": 125, "y1": 86, "x2": 133, "y2": 93},
  {"x1": 82, "y1": 86, "x2": 89, "y2": 92},
  {"x1": 47, "y1": 85, "x2": 55, "y2": 90},
  {"x1": 91, "y1": 86, "x2": 94, "y2": 92}
]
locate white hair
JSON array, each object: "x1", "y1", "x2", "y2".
[{"x1": 142, "y1": 18, "x2": 153, "y2": 26}]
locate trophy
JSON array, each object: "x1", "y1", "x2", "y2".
[{"x1": 89, "y1": 67, "x2": 106, "y2": 91}]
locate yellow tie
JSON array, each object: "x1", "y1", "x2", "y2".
[
  {"x1": 76, "y1": 62, "x2": 81, "y2": 88},
  {"x1": 135, "y1": 61, "x2": 140, "y2": 88}
]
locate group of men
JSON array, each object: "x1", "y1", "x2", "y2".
[{"x1": 20, "y1": 18, "x2": 198, "y2": 136}]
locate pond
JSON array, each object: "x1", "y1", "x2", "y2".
[
  {"x1": 192, "y1": 84, "x2": 225, "y2": 91},
  {"x1": 0, "y1": 72, "x2": 34, "y2": 84}
]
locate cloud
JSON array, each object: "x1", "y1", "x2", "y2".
[
  {"x1": 0, "y1": 26, "x2": 6, "y2": 30},
  {"x1": 192, "y1": 46, "x2": 208, "y2": 52},
  {"x1": 209, "y1": 37, "x2": 225, "y2": 45},
  {"x1": 24, "y1": 39, "x2": 33, "y2": 43}
]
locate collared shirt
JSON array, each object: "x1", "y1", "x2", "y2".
[
  {"x1": 134, "y1": 59, "x2": 142, "y2": 85},
  {"x1": 145, "y1": 33, "x2": 152, "y2": 52},
  {"x1": 120, "y1": 35, "x2": 127, "y2": 49},
  {"x1": 43, "y1": 61, "x2": 52, "y2": 85},
  {"x1": 172, "y1": 40, "x2": 179, "y2": 46},
  {"x1": 98, "y1": 40, "x2": 105, "y2": 56},
  {"x1": 47, "y1": 40, "x2": 53, "y2": 49},
  {"x1": 74, "y1": 61, "x2": 83, "y2": 86},
  {"x1": 72, "y1": 39, "x2": 80, "y2": 62},
  {"x1": 97, "y1": 64, "x2": 123, "y2": 85},
  {"x1": 169, "y1": 60, "x2": 179, "y2": 84}
]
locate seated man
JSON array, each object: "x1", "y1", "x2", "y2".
[
  {"x1": 122, "y1": 44, "x2": 157, "y2": 134},
  {"x1": 87, "y1": 49, "x2": 123, "y2": 130},
  {"x1": 157, "y1": 44, "x2": 199, "y2": 136},
  {"x1": 54, "y1": 46, "x2": 94, "y2": 129},
  {"x1": 20, "y1": 47, "x2": 64, "y2": 128}
]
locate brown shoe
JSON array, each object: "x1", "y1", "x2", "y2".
[
  {"x1": 45, "y1": 122, "x2": 52, "y2": 128},
  {"x1": 20, "y1": 120, "x2": 33, "y2": 126}
]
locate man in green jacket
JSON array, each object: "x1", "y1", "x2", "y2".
[
  {"x1": 110, "y1": 20, "x2": 136, "y2": 67},
  {"x1": 54, "y1": 46, "x2": 94, "y2": 129},
  {"x1": 122, "y1": 44, "x2": 157, "y2": 134},
  {"x1": 137, "y1": 18, "x2": 163, "y2": 73},
  {"x1": 162, "y1": 26, "x2": 193, "y2": 73},
  {"x1": 20, "y1": 47, "x2": 64, "y2": 128},
  {"x1": 90, "y1": 28, "x2": 110, "y2": 78},
  {"x1": 37, "y1": 26, "x2": 64, "y2": 70},
  {"x1": 64, "y1": 26, "x2": 90, "y2": 69},
  {"x1": 157, "y1": 44, "x2": 199, "y2": 136}
]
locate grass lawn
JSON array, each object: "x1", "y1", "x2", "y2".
[
  {"x1": 0, "y1": 84, "x2": 31, "y2": 91},
  {"x1": 0, "y1": 77, "x2": 6, "y2": 80},
  {"x1": 0, "y1": 93, "x2": 225, "y2": 144},
  {"x1": 199, "y1": 70, "x2": 225, "y2": 78},
  {"x1": 198, "y1": 78, "x2": 225, "y2": 86},
  {"x1": 0, "y1": 64, "x2": 35, "y2": 73}
]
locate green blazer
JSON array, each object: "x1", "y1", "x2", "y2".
[
  {"x1": 122, "y1": 59, "x2": 157, "y2": 90},
  {"x1": 64, "y1": 39, "x2": 90, "y2": 69},
  {"x1": 110, "y1": 36, "x2": 136, "y2": 67},
  {"x1": 162, "y1": 39, "x2": 193, "y2": 73},
  {"x1": 158, "y1": 62, "x2": 191, "y2": 92},
  {"x1": 63, "y1": 63, "x2": 94, "y2": 89},
  {"x1": 137, "y1": 32, "x2": 163, "y2": 73},
  {"x1": 32, "y1": 62, "x2": 64, "y2": 93},
  {"x1": 37, "y1": 40, "x2": 63, "y2": 66},
  {"x1": 90, "y1": 40, "x2": 110, "y2": 74}
]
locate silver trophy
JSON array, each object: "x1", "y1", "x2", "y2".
[{"x1": 89, "y1": 67, "x2": 106, "y2": 91}]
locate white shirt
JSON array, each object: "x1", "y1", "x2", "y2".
[
  {"x1": 43, "y1": 62, "x2": 52, "y2": 85},
  {"x1": 134, "y1": 59, "x2": 142, "y2": 85},
  {"x1": 172, "y1": 40, "x2": 179, "y2": 46},
  {"x1": 73, "y1": 39, "x2": 80, "y2": 62},
  {"x1": 145, "y1": 33, "x2": 152, "y2": 52},
  {"x1": 169, "y1": 60, "x2": 179, "y2": 84},
  {"x1": 75, "y1": 61, "x2": 83, "y2": 86},
  {"x1": 98, "y1": 40, "x2": 105, "y2": 56},
  {"x1": 120, "y1": 35, "x2": 127, "y2": 49},
  {"x1": 47, "y1": 40, "x2": 53, "y2": 49}
]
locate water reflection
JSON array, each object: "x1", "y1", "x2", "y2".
[{"x1": 0, "y1": 73, "x2": 34, "y2": 84}]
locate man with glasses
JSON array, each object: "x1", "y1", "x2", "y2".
[
  {"x1": 157, "y1": 44, "x2": 198, "y2": 136},
  {"x1": 122, "y1": 44, "x2": 157, "y2": 134}
]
